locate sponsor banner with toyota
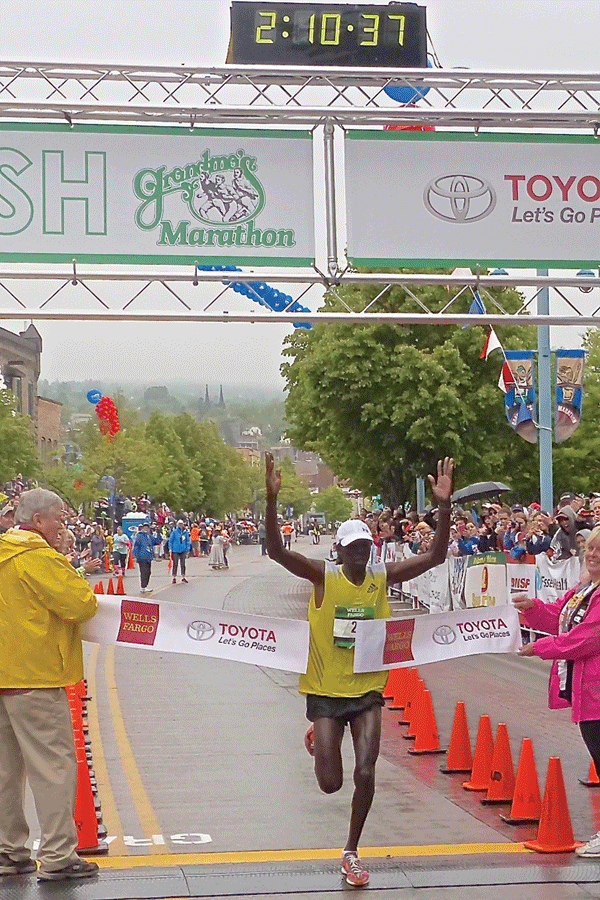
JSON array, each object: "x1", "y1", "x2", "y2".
[
  {"x1": 80, "y1": 595, "x2": 309, "y2": 673},
  {"x1": 345, "y1": 131, "x2": 600, "y2": 266},
  {"x1": 353, "y1": 604, "x2": 521, "y2": 673}
]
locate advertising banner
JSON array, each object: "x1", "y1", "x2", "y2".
[
  {"x1": 555, "y1": 349, "x2": 585, "y2": 443},
  {"x1": 535, "y1": 554, "x2": 580, "y2": 604},
  {"x1": 81, "y1": 594, "x2": 310, "y2": 673},
  {"x1": 0, "y1": 124, "x2": 314, "y2": 267},
  {"x1": 506, "y1": 564, "x2": 537, "y2": 601},
  {"x1": 345, "y1": 132, "x2": 600, "y2": 267},
  {"x1": 428, "y1": 560, "x2": 451, "y2": 613},
  {"x1": 463, "y1": 552, "x2": 508, "y2": 607},
  {"x1": 353, "y1": 604, "x2": 521, "y2": 672}
]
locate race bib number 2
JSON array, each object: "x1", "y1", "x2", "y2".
[{"x1": 333, "y1": 606, "x2": 374, "y2": 648}]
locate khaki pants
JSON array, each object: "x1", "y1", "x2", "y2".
[{"x1": 0, "y1": 688, "x2": 80, "y2": 873}]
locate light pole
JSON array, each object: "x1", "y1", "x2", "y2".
[{"x1": 537, "y1": 269, "x2": 554, "y2": 513}]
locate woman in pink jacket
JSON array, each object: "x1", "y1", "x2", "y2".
[{"x1": 514, "y1": 525, "x2": 600, "y2": 858}]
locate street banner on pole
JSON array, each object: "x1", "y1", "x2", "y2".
[
  {"x1": 346, "y1": 131, "x2": 600, "y2": 267},
  {"x1": 501, "y1": 351, "x2": 537, "y2": 443},
  {"x1": 0, "y1": 124, "x2": 314, "y2": 266},
  {"x1": 353, "y1": 604, "x2": 521, "y2": 672},
  {"x1": 555, "y1": 349, "x2": 585, "y2": 442},
  {"x1": 81, "y1": 594, "x2": 310, "y2": 673}
]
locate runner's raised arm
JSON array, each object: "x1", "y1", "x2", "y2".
[{"x1": 265, "y1": 452, "x2": 324, "y2": 586}]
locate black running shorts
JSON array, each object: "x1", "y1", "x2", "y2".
[{"x1": 306, "y1": 691, "x2": 384, "y2": 724}]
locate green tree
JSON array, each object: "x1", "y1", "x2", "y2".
[
  {"x1": 317, "y1": 485, "x2": 353, "y2": 524},
  {"x1": 0, "y1": 390, "x2": 39, "y2": 483},
  {"x1": 275, "y1": 456, "x2": 313, "y2": 517},
  {"x1": 282, "y1": 274, "x2": 539, "y2": 509}
]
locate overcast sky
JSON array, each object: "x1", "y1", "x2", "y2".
[{"x1": 2, "y1": 0, "x2": 599, "y2": 385}]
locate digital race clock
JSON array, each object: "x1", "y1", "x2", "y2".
[{"x1": 228, "y1": 2, "x2": 427, "y2": 67}]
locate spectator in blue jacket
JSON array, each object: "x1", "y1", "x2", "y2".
[
  {"x1": 168, "y1": 520, "x2": 191, "y2": 584},
  {"x1": 132, "y1": 522, "x2": 161, "y2": 593}
]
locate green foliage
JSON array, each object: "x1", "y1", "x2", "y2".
[
  {"x1": 0, "y1": 390, "x2": 39, "y2": 483},
  {"x1": 275, "y1": 457, "x2": 314, "y2": 517},
  {"x1": 281, "y1": 275, "x2": 540, "y2": 508},
  {"x1": 317, "y1": 485, "x2": 353, "y2": 524}
]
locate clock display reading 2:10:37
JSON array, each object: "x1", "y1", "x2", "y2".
[{"x1": 228, "y1": 3, "x2": 427, "y2": 67}]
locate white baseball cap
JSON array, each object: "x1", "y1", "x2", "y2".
[{"x1": 336, "y1": 519, "x2": 374, "y2": 546}]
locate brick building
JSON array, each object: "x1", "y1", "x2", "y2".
[{"x1": 37, "y1": 396, "x2": 63, "y2": 460}]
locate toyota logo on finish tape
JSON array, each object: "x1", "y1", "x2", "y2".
[
  {"x1": 432, "y1": 624, "x2": 457, "y2": 645},
  {"x1": 187, "y1": 620, "x2": 215, "y2": 641},
  {"x1": 424, "y1": 174, "x2": 496, "y2": 222}
]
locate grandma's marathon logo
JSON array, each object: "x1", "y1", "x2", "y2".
[{"x1": 133, "y1": 149, "x2": 296, "y2": 249}]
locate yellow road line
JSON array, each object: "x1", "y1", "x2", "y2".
[
  {"x1": 93, "y1": 843, "x2": 529, "y2": 868},
  {"x1": 105, "y1": 645, "x2": 167, "y2": 854},
  {"x1": 86, "y1": 643, "x2": 128, "y2": 856}
]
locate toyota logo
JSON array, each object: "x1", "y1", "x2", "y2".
[
  {"x1": 424, "y1": 174, "x2": 496, "y2": 223},
  {"x1": 187, "y1": 620, "x2": 215, "y2": 641},
  {"x1": 432, "y1": 624, "x2": 457, "y2": 645}
]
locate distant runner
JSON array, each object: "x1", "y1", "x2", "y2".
[{"x1": 265, "y1": 452, "x2": 453, "y2": 886}]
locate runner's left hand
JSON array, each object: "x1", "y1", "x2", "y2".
[{"x1": 428, "y1": 458, "x2": 454, "y2": 505}]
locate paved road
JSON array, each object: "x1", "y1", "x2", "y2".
[{"x1": 10, "y1": 537, "x2": 600, "y2": 898}]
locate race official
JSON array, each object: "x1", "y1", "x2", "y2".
[{"x1": 0, "y1": 489, "x2": 99, "y2": 881}]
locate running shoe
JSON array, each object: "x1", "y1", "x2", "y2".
[
  {"x1": 576, "y1": 832, "x2": 600, "y2": 856},
  {"x1": 0, "y1": 853, "x2": 37, "y2": 876},
  {"x1": 172, "y1": 577, "x2": 177, "y2": 584},
  {"x1": 341, "y1": 853, "x2": 369, "y2": 886},
  {"x1": 182, "y1": 577, "x2": 188, "y2": 583},
  {"x1": 304, "y1": 724, "x2": 315, "y2": 756}
]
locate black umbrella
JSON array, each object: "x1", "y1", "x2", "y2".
[{"x1": 451, "y1": 481, "x2": 511, "y2": 504}]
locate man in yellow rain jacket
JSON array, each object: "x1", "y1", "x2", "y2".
[{"x1": 0, "y1": 489, "x2": 99, "y2": 882}]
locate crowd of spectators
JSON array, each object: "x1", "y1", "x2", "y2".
[
  {"x1": 354, "y1": 490, "x2": 599, "y2": 569},
  {"x1": 0, "y1": 487, "x2": 258, "y2": 578}
]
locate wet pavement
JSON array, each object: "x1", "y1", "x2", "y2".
[{"x1": 6, "y1": 536, "x2": 600, "y2": 898}]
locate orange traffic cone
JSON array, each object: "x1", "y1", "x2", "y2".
[
  {"x1": 481, "y1": 723, "x2": 515, "y2": 805},
  {"x1": 463, "y1": 715, "x2": 494, "y2": 792},
  {"x1": 441, "y1": 701, "x2": 473, "y2": 774},
  {"x1": 579, "y1": 759, "x2": 600, "y2": 787},
  {"x1": 74, "y1": 757, "x2": 108, "y2": 854},
  {"x1": 383, "y1": 668, "x2": 397, "y2": 701},
  {"x1": 116, "y1": 575, "x2": 125, "y2": 595},
  {"x1": 524, "y1": 757, "x2": 582, "y2": 853},
  {"x1": 127, "y1": 551, "x2": 135, "y2": 569},
  {"x1": 500, "y1": 738, "x2": 542, "y2": 824},
  {"x1": 106, "y1": 577, "x2": 115, "y2": 595},
  {"x1": 403, "y1": 678, "x2": 424, "y2": 740},
  {"x1": 409, "y1": 689, "x2": 445, "y2": 754},
  {"x1": 389, "y1": 667, "x2": 409, "y2": 710},
  {"x1": 103, "y1": 552, "x2": 111, "y2": 572},
  {"x1": 168, "y1": 553, "x2": 173, "y2": 571},
  {"x1": 94, "y1": 581, "x2": 104, "y2": 594},
  {"x1": 399, "y1": 668, "x2": 419, "y2": 725}
]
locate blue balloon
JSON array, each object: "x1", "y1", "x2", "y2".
[
  {"x1": 87, "y1": 389, "x2": 101, "y2": 404},
  {"x1": 384, "y1": 57, "x2": 432, "y2": 105}
]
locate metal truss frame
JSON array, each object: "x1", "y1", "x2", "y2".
[{"x1": 0, "y1": 61, "x2": 599, "y2": 325}]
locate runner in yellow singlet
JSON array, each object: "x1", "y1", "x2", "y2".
[{"x1": 265, "y1": 452, "x2": 453, "y2": 887}]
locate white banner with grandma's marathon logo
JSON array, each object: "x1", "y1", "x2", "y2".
[
  {"x1": 353, "y1": 605, "x2": 521, "y2": 673},
  {"x1": 80, "y1": 595, "x2": 309, "y2": 673}
]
